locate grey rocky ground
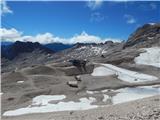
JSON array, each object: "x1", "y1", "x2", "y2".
[{"x1": 1, "y1": 23, "x2": 160, "y2": 119}]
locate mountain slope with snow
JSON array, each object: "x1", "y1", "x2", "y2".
[{"x1": 134, "y1": 47, "x2": 160, "y2": 68}]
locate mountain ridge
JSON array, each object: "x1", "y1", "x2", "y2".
[{"x1": 1, "y1": 41, "x2": 55, "y2": 60}]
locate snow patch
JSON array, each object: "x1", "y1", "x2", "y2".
[
  {"x1": 78, "y1": 46, "x2": 87, "y2": 50},
  {"x1": 103, "y1": 64, "x2": 158, "y2": 83},
  {"x1": 31, "y1": 95, "x2": 66, "y2": 106},
  {"x1": 17, "y1": 81, "x2": 24, "y2": 84},
  {"x1": 103, "y1": 94, "x2": 109, "y2": 102},
  {"x1": 86, "y1": 90, "x2": 99, "y2": 94},
  {"x1": 113, "y1": 86, "x2": 160, "y2": 104},
  {"x1": 134, "y1": 47, "x2": 160, "y2": 68},
  {"x1": 3, "y1": 96, "x2": 97, "y2": 116},
  {"x1": 91, "y1": 66, "x2": 115, "y2": 76},
  {"x1": 102, "y1": 50, "x2": 107, "y2": 54},
  {"x1": 91, "y1": 47, "x2": 102, "y2": 55},
  {"x1": 92, "y1": 63, "x2": 158, "y2": 83}
]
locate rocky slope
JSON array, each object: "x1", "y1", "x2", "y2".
[
  {"x1": 1, "y1": 41, "x2": 55, "y2": 73},
  {"x1": 124, "y1": 23, "x2": 160, "y2": 48},
  {"x1": 90, "y1": 23, "x2": 160, "y2": 65},
  {"x1": 49, "y1": 41, "x2": 124, "y2": 63},
  {"x1": 1, "y1": 23, "x2": 160, "y2": 119}
]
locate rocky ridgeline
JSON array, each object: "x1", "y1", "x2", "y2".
[
  {"x1": 1, "y1": 41, "x2": 54, "y2": 60},
  {"x1": 1, "y1": 23, "x2": 160, "y2": 72},
  {"x1": 125, "y1": 23, "x2": 160, "y2": 48}
]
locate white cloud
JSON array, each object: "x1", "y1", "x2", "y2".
[
  {"x1": 90, "y1": 12, "x2": 106, "y2": 22},
  {"x1": 86, "y1": 0, "x2": 103, "y2": 10},
  {"x1": 124, "y1": 14, "x2": 136, "y2": 24},
  {"x1": 0, "y1": 28, "x2": 122, "y2": 44},
  {"x1": 0, "y1": 28, "x2": 22, "y2": 40},
  {"x1": 68, "y1": 31, "x2": 102, "y2": 44},
  {"x1": 0, "y1": 0, "x2": 13, "y2": 15}
]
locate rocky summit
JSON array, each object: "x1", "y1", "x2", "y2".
[{"x1": 125, "y1": 23, "x2": 160, "y2": 48}]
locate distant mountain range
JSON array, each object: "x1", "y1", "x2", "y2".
[
  {"x1": 1, "y1": 41, "x2": 109, "y2": 60},
  {"x1": 45, "y1": 43, "x2": 74, "y2": 52},
  {"x1": 1, "y1": 41, "x2": 54, "y2": 60},
  {"x1": 1, "y1": 23, "x2": 160, "y2": 73}
]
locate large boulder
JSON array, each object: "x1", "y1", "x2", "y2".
[{"x1": 67, "y1": 81, "x2": 78, "y2": 88}]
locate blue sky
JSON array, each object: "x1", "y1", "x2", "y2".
[{"x1": 1, "y1": 0, "x2": 160, "y2": 44}]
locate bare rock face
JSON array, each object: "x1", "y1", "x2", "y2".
[{"x1": 124, "y1": 23, "x2": 160, "y2": 48}]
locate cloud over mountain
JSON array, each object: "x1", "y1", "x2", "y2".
[{"x1": 0, "y1": 28, "x2": 122, "y2": 44}]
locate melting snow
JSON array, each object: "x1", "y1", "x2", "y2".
[
  {"x1": 91, "y1": 66, "x2": 114, "y2": 76},
  {"x1": 86, "y1": 91, "x2": 95, "y2": 94},
  {"x1": 3, "y1": 95, "x2": 97, "y2": 116},
  {"x1": 77, "y1": 46, "x2": 87, "y2": 50},
  {"x1": 112, "y1": 86, "x2": 160, "y2": 104},
  {"x1": 103, "y1": 94, "x2": 109, "y2": 102},
  {"x1": 17, "y1": 81, "x2": 24, "y2": 84},
  {"x1": 32, "y1": 95, "x2": 66, "y2": 106},
  {"x1": 134, "y1": 47, "x2": 160, "y2": 68},
  {"x1": 92, "y1": 64, "x2": 158, "y2": 83},
  {"x1": 91, "y1": 47, "x2": 102, "y2": 55},
  {"x1": 3, "y1": 86, "x2": 160, "y2": 116},
  {"x1": 86, "y1": 90, "x2": 99, "y2": 94},
  {"x1": 102, "y1": 50, "x2": 107, "y2": 54}
]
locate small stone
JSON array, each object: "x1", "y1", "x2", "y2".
[
  {"x1": 70, "y1": 111, "x2": 74, "y2": 115},
  {"x1": 67, "y1": 81, "x2": 78, "y2": 88},
  {"x1": 98, "y1": 116, "x2": 104, "y2": 120}
]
